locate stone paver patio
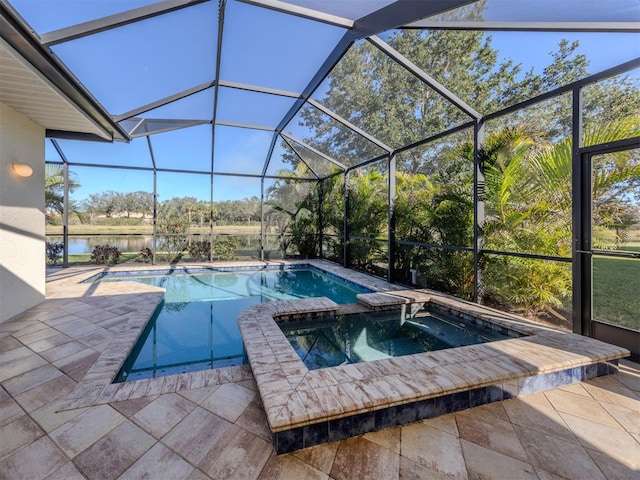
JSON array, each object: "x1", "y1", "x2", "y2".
[{"x1": 0, "y1": 262, "x2": 638, "y2": 479}]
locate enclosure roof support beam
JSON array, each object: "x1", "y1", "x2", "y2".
[
  {"x1": 40, "y1": 0, "x2": 210, "y2": 46},
  {"x1": 146, "y1": 135, "x2": 157, "y2": 170},
  {"x1": 215, "y1": 120, "x2": 275, "y2": 132},
  {"x1": 483, "y1": 57, "x2": 640, "y2": 122},
  {"x1": 367, "y1": 35, "x2": 481, "y2": 120},
  {"x1": 281, "y1": 136, "x2": 319, "y2": 179},
  {"x1": 217, "y1": 80, "x2": 299, "y2": 98},
  {"x1": 129, "y1": 119, "x2": 210, "y2": 138},
  {"x1": 273, "y1": 32, "x2": 353, "y2": 135},
  {"x1": 392, "y1": 120, "x2": 475, "y2": 156},
  {"x1": 350, "y1": 0, "x2": 478, "y2": 38},
  {"x1": 260, "y1": 133, "x2": 280, "y2": 177},
  {"x1": 307, "y1": 99, "x2": 393, "y2": 153},
  {"x1": 403, "y1": 20, "x2": 640, "y2": 33},
  {"x1": 236, "y1": 0, "x2": 354, "y2": 29},
  {"x1": 280, "y1": 131, "x2": 347, "y2": 171},
  {"x1": 344, "y1": 152, "x2": 389, "y2": 174},
  {"x1": 127, "y1": 118, "x2": 146, "y2": 136},
  {"x1": 210, "y1": 0, "x2": 226, "y2": 174},
  {"x1": 272, "y1": 1, "x2": 475, "y2": 155},
  {"x1": 115, "y1": 81, "x2": 215, "y2": 122},
  {"x1": 50, "y1": 138, "x2": 69, "y2": 164}
]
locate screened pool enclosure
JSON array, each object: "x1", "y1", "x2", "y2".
[{"x1": 2, "y1": 0, "x2": 638, "y2": 356}]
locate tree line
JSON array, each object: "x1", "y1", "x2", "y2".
[{"x1": 45, "y1": 178, "x2": 262, "y2": 227}]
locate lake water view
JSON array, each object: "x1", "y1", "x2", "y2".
[
  {"x1": 47, "y1": 236, "x2": 153, "y2": 255},
  {"x1": 46, "y1": 234, "x2": 281, "y2": 255}
]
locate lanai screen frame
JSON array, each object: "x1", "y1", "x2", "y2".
[
  {"x1": 11, "y1": 0, "x2": 635, "y2": 354},
  {"x1": 45, "y1": 58, "x2": 640, "y2": 351}
]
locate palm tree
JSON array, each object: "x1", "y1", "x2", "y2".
[
  {"x1": 529, "y1": 117, "x2": 640, "y2": 249},
  {"x1": 480, "y1": 118, "x2": 639, "y2": 315},
  {"x1": 265, "y1": 170, "x2": 318, "y2": 258},
  {"x1": 45, "y1": 164, "x2": 84, "y2": 222}
]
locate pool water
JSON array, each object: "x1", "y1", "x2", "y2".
[
  {"x1": 281, "y1": 307, "x2": 520, "y2": 370},
  {"x1": 108, "y1": 267, "x2": 370, "y2": 381}
]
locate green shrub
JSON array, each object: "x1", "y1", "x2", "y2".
[
  {"x1": 213, "y1": 239, "x2": 238, "y2": 260},
  {"x1": 45, "y1": 241, "x2": 63, "y2": 265},
  {"x1": 290, "y1": 214, "x2": 318, "y2": 259},
  {"x1": 90, "y1": 245, "x2": 121, "y2": 264},
  {"x1": 188, "y1": 240, "x2": 211, "y2": 261},
  {"x1": 138, "y1": 247, "x2": 153, "y2": 263},
  {"x1": 157, "y1": 215, "x2": 189, "y2": 262}
]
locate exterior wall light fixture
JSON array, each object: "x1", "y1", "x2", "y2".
[{"x1": 13, "y1": 163, "x2": 33, "y2": 177}]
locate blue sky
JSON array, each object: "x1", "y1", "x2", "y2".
[{"x1": 31, "y1": 1, "x2": 638, "y2": 204}]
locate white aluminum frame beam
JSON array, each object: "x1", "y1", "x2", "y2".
[{"x1": 215, "y1": 120, "x2": 275, "y2": 131}]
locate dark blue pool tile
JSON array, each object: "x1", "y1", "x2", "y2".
[
  {"x1": 415, "y1": 397, "x2": 437, "y2": 420},
  {"x1": 519, "y1": 374, "x2": 543, "y2": 396},
  {"x1": 449, "y1": 391, "x2": 470, "y2": 412},
  {"x1": 329, "y1": 417, "x2": 352, "y2": 442},
  {"x1": 557, "y1": 368, "x2": 575, "y2": 385},
  {"x1": 596, "y1": 362, "x2": 609, "y2": 377},
  {"x1": 276, "y1": 428, "x2": 303, "y2": 454},
  {"x1": 303, "y1": 422, "x2": 329, "y2": 448},
  {"x1": 546, "y1": 371, "x2": 561, "y2": 389},
  {"x1": 585, "y1": 363, "x2": 598, "y2": 380},
  {"x1": 469, "y1": 387, "x2": 488, "y2": 408},
  {"x1": 435, "y1": 394, "x2": 453, "y2": 415},
  {"x1": 396, "y1": 403, "x2": 417, "y2": 426},
  {"x1": 375, "y1": 406, "x2": 396, "y2": 430},
  {"x1": 351, "y1": 411, "x2": 376, "y2": 436},
  {"x1": 521, "y1": 373, "x2": 550, "y2": 395},
  {"x1": 571, "y1": 366, "x2": 585, "y2": 382},
  {"x1": 486, "y1": 384, "x2": 504, "y2": 403}
]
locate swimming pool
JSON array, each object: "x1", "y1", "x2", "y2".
[
  {"x1": 281, "y1": 305, "x2": 523, "y2": 370},
  {"x1": 91, "y1": 266, "x2": 371, "y2": 381}
]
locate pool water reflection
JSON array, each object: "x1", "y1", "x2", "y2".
[{"x1": 109, "y1": 267, "x2": 370, "y2": 381}]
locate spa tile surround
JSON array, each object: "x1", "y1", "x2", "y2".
[
  {"x1": 46, "y1": 260, "x2": 628, "y2": 454},
  {"x1": 238, "y1": 293, "x2": 628, "y2": 454}
]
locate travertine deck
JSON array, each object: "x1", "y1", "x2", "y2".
[{"x1": 0, "y1": 260, "x2": 638, "y2": 479}]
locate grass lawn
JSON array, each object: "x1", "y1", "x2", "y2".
[{"x1": 593, "y1": 253, "x2": 639, "y2": 331}]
